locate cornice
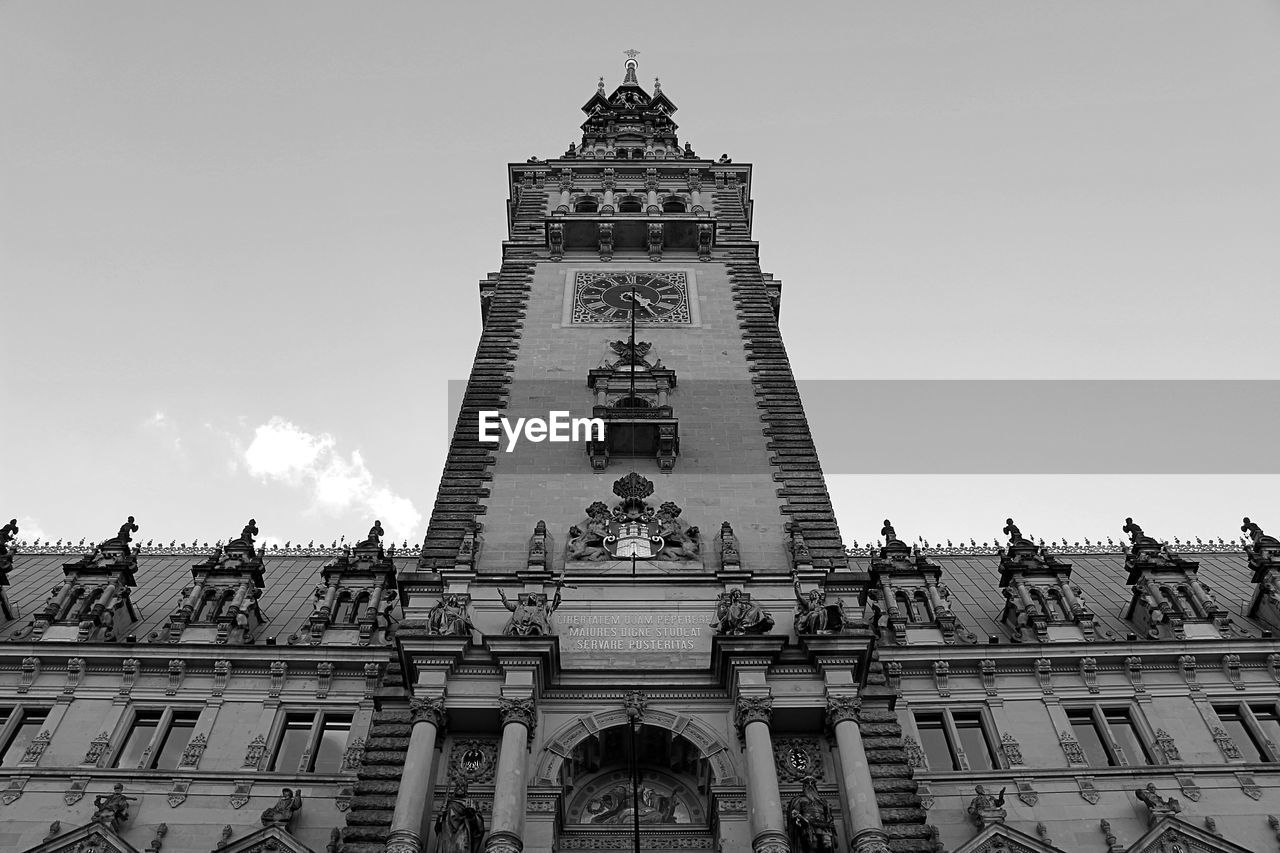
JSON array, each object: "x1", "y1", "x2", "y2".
[
  {"x1": 879, "y1": 637, "x2": 1280, "y2": 665},
  {"x1": 0, "y1": 642, "x2": 388, "y2": 666}
]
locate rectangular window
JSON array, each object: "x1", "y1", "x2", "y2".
[
  {"x1": 1104, "y1": 708, "x2": 1152, "y2": 765},
  {"x1": 1066, "y1": 706, "x2": 1153, "y2": 767},
  {"x1": 114, "y1": 708, "x2": 202, "y2": 770},
  {"x1": 271, "y1": 711, "x2": 353, "y2": 773},
  {"x1": 114, "y1": 711, "x2": 163, "y2": 768},
  {"x1": 1, "y1": 708, "x2": 49, "y2": 766},
  {"x1": 911, "y1": 708, "x2": 1000, "y2": 772},
  {"x1": 1251, "y1": 704, "x2": 1280, "y2": 756},
  {"x1": 154, "y1": 711, "x2": 201, "y2": 770}
]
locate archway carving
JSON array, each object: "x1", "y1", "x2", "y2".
[{"x1": 534, "y1": 706, "x2": 740, "y2": 786}]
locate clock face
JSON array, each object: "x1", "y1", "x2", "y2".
[{"x1": 570, "y1": 271, "x2": 692, "y2": 325}]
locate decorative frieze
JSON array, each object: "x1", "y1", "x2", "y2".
[
  {"x1": 212, "y1": 659, "x2": 231, "y2": 695},
  {"x1": 773, "y1": 737, "x2": 824, "y2": 782},
  {"x1": 1211, "y1": 726, "x2": 1242, "y2": 760},
  {"x1": 82, "y1": 731, "x2": 111, "y2": 766},
  {"x1": 167, "y1": 779, "x2": 190, "y2": 808},
  {"x1": 448, "y1": 738, "x2": 498, "y2": 785},
  {"x1": 179, "y1": 733, "x2": 208, "y2": 768},
  {"x1": 1000, "y1": 732, "x2": 1024, "y2": 766},
  {"x1": 18, "y1": 656, "x2": 38, "y2": 693},
  {"x1": 316, "y1": 661, "x2": 334, "y2": 698},
  {"x1": 268, "y1": 661, "x2": 286, "y2": 697},
  {"x1": 242, "y1": 734, "x2": 267, "y2": 769},
  {"x1": 167, "y1": 659, "x2": 185, "y2": 696}
]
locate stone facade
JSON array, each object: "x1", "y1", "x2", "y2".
[{"x1": 2, "y1": 58, "x2": 1274, "y2": 853}]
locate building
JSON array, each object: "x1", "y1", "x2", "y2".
[{"x1": 2, "y1": 56, "x2": 1278, "y2": 853}]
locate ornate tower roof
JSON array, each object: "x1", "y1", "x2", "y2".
[{"x1": 574, "y1": 51, "x2": 687, "y2": 161}]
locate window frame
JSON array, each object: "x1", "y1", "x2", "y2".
[
  {"x1": 910, "y1": 706, "x2": 1004, "y2": 772},
  {"x1": 0, "y1": 704, "x2": 52, "y2": 767},
  {"x1": 112, "y1": 705, "x2": 203, "y2": 770},
  {"x1": 1063, "y1": 703, "x2": 1157, "y2": 768},
  {"x1": 267, "y1": 708, "x2": 355, "y2": 774},
  {"x1": 1213, "y1": 701, "x2": 1280, "y2": 763}
]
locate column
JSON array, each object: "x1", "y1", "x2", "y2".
[
  {"x1": 487, "y1": 697, "x2": 534, "y2": 853},
  {"x1": 736, "y1": 696, "x2": 789, "y2": 853},
  {"x1": 827, "y1": 696, "x2": 890, "y2": 853},
  {"x1": 385, "y1": 697, "x2": 446, "y2": 853}
]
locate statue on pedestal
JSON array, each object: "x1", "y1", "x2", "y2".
[
  {"x1": 966, "y1": 785, "x2": 1007, "y2": 828},
  {"x1": 434, "y1": 782, "x2": 484, "y2": 853},
  {"x1": 1134, "y1": 783, "x2": 1180, "y2": 825},
  {"x1": 710, "y1": 589, "x2": 774, "y2": 635},
  {"x1": 260, "y1": 787, "x2": 302, "y2": 830},
  {"x1": 498, "y1": 586, "x2": 562, "y2": 636},
  {"x1": 787, "y1": 777, "x2": 837, "y2": 853},
  {"x1": 92, "y1": 783, "x2": 137, "y2": 832},
  {"x1": 427, "y1": 595, "x2": 473, "y2": 637}
]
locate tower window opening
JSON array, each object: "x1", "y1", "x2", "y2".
[{"x1": 618, "y1": 195, "x2": 643, "y2": 213}]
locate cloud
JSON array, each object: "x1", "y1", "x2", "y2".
[
  {"x1": 243, "y1": 417, "x2": 422, "y2": 540},
  {"x1": 143, "y1": 410, "x2": 183, "y2": 455},
  {"x1": 10, "y1": 516, "x2": 49, "y2": 544}
]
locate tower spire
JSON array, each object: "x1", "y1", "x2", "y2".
[{"x1": 623, "y1": 49, "x2": 640, "y2": 85}]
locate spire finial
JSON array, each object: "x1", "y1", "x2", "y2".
[
  {"x1": 653, "y1": 76, "x2": 661, "y2": 93},
  {"x1": 598, "y1": 76, "x2": 605, "y2": 95},
  {"x1": 623, "y1": 49, "x2": 640, "y2": 86}
]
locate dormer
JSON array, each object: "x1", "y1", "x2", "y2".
[
  {"x1": 1121, "y1": 517, "x2": 1228, "y2": 640},
  {"x1": 863, "y1": 520, "x2": 960, "y2": 645},
  {"x1": 586, "y1": 340, "x2": 679, "y2": 472},
  {"x1": 168, "y1": 519, "x2": 265, "y2": 644},
  {"x1": 997, "y1": 518, "x2": 1095, "y2": 642},
  {"x1": 32, "y1": 517, "x2": 140, "y2": 642},
  {"x1": 304, "y1": 521, "x2": 398, "y2": 646},
  {"x1": 1244, "y1": 517, "x2": 1280, "y2": 631}
]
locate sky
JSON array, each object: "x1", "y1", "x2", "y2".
[{"x1": 2, "y1": 2, "x2": 1278, "y2": 549}]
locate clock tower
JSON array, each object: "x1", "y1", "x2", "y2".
[{"x1": 344, "y1": 56, "x2": 928, "y2": 853}]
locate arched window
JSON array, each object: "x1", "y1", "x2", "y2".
[
  {"x1": 914, "y1": 591, "x2": 934, "y2": 622},
  {"x1": 1160, "y1": 586, "x2": 1185, "y2": 617},
  {"x1": 1045, "y1": 589, "x2": 1070, "y2": 622},
  {"x1": 58, "y1": 586, "x2": 85, "y2": 621},
  {"x1": 894, "y1": 591, "x2": 915, "y2": 622},
  {"x1": 1176, "y1": 585, "x2": 1203, "y2": 618},
  {"x1": 353, "y1": 591, "x2": 371, "y2": 622},
  {"x1": 574, "y1": 196, "x2": 599, "y2": 213},
  {"x1": 662, "y1": 197, "x2": 686, "y2": 213},
  {"x1": 614, "y1": 396, "x2": 651, "y2": 409},
  {"x1": 75, "y1": 587, "x2": 103, "y2": 621},
  {"x1": 195, "y1": 589, "x2": 219, "y2": 622},
  {"x1": 618, "y1": 195, "x2": 643, "y2": 213},
  {"x1": 334, "y1": 592, "x2": 356, "y2": 624}
]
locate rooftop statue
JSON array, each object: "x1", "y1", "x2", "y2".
[
  {"x1": 231, "y1": 518, "x2": 258, "y2": 550},
  {"x1": 101, "y1": 516, "x2": 139, "y2": 551},
  {"x1": 1, "y1": 518, "x2": 16, "y2": 553},
  {"x1": 881, "y1": 519, "x2": 903, "y2": 547},
  {"x1": 1243, "y1": 516, "x2": 1279, "y2": 550},
  {"x1": 357, "y1": 520, "x2": 385, "y2": 549},
  {"x1": 1003, "y1": 517, "x2": 1032, "y2": 547}
]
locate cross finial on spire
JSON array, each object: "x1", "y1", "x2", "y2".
[
  {"x1": 598, "y1": 76, "x2": 605, "y2": 95},
  {"x1": 623, "y1": 49, "x2": 639, "y2": 85}
]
